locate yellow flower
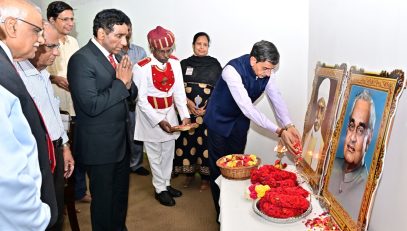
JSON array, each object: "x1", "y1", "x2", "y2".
[
  {"x1": 228, "y1": 160, "x2": 238, "y2": 167},
  {"x1": 255, "y1": 185, "x2": 270, "y2": 198}
]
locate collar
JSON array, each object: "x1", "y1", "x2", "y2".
[
  {"x1": 91, "y1": 37, "x2": 111, "y2": 59},
  {"x1": 14, "y1": 59, "x2": 49, "y2": 79},
  {"x1": 150, "y1": 54, "x2": 168, "y2": 69},
  {"x1": 128, "y1": 43, "x2": 135, "y2": 50},
  {"x1": 0, "y1": 40, "x2": 13, "y2": 62},
  {"x1": 343, "y1": 164, "x2": 366, "y2": 183},
  {"x1": 60, "y1": 35, "x2": 71, "y2": 45}
]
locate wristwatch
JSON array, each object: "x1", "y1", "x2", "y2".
[{"x1": 277, "y1": 128, "x2": 286, "y2": 137}]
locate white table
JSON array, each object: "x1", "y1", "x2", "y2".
[{"x1": 216, "y1": 176, "x2": 326, "y2": 231}]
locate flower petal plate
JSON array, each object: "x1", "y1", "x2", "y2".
[
  {"x1": 171, "y1": 123, "x2": 199, "y2": 132},
  {"x1": 252, "y1": 198, "x2": 312, "y2": 224}
]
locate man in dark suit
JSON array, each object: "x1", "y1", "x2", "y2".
[
  {"x1": 0, "y1": 0, "x2": 58, "y2": 228},
  {"x1": 67, "y1": 9, "x2": 136, "y2": 231}
]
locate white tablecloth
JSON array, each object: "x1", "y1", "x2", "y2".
[{"x1": 216, "y1": 176, "x2": 325, "y2": 231}]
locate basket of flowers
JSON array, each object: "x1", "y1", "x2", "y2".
[{"x1": 216, "y1": 154, "x2": 261, "y2": 180}]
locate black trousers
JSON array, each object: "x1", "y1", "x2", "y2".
[
  {"x1": 46, "y1": 143, "x2": 65, "y2": 231},
  {"x1": 207, "y1": 127, "x2": 248, "y2": 220},
  {"x1": 86, "y1": 153, "x2": 130, "y2": 231}
]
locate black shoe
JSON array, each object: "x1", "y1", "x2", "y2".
[
  {"x1": 167, "y1": 186, "x2": 182, "y2": 197},
  {"x1": 132, "y1": 167, "x2": 150, "y2": 176},
  {"x1": 155, "y1": 191, "x2": 175, "y2": 206}
]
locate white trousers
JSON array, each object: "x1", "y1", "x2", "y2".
[{"x1": 144, "y1": 140, "x2": 175, "y2": 193}]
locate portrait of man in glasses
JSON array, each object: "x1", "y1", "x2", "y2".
[{"x1": 329, "y1": 89, "x2": 376, "y2": 221}]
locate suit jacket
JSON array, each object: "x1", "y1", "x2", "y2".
[
  {"x1": 0, "y1": 46, "x2": 57, "y2": 227},
  {"x1": 67, "y1": 40, "x2": 137, "y2": 165}
]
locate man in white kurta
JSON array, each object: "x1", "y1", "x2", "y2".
[{"x1": 133, "y1": 26, "x2": 190, "y2": 206}]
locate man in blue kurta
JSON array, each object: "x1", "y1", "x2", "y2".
[{"x1": 204, "y1": 40, "x2": 301, "y2": 219}]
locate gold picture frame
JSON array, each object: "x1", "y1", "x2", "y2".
[
  {"x1": 322, "y1": 67, "x2": 405, "y2": 230},
  {"x1": 300, "y1": 62, "x2": 347, "y2": 191}
]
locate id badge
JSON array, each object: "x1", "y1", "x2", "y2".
[{"x1": 185, "y1": 67, "x2": 194, "y2": 75}]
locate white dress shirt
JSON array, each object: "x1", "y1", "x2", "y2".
[
  {"x1": 0, "y1": 85, "x2": 51, "y2": 231},
  {"x1": 222, "y1": 65, "x2": 291, "y2": 133},
  {"x1": 15, "y1": 60, "x2": 69, "y2": 143},
  {"x1": 91, "y1": 37, "x2": 117, "y2": 64},
  {"x1": 0, "y1": 40, "x2": 13, "y2": 61}
]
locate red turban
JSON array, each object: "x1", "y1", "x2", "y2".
[{"x1": 147, "y1": 26, "x2": 175, "y2": 49}]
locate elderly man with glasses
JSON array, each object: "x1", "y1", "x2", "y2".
[
  {"x1": 0, "y1": 0, "x2": 58, "y2": 229},
  {"x1": 329, "y1": 89, "x2": 376, "y2": 221},
  {"x1": 133, "y1": 26, "x2": 190, "y2": 207},
  {"x1": 15, "y1": 21, "x2": 75, "y2": 231}
]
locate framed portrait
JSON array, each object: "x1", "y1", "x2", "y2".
[
  {"x1": 300, "y1": 62, "x2": 347, "y2": 191},
  {"x1": 322, "y1": 67, "x2": 405, "y2": 230}
]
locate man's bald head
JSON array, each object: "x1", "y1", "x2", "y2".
[
  {"x1": 42, "y1": 21, "x2": 59, "y2": 45},
  {"x1": 0, "y1": 0, "x2": 44, "y2": 60},
  {"x1": 0, "y1": 0, "x2": 39, "y2": 16}
]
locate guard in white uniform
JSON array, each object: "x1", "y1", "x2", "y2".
[{"x1": 133, "y1": 26, "x2": 190, "y2": 206}]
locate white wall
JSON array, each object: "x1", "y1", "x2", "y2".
[
  {"x1": 37, "y1": 0, "x2": 407, "y2": 229},
  {"x1": 309, "y1": 0, "x2": 407, "y2": 230},
  {"x1": 39, "y1": 0, "x2": 309, "y2": 164}
]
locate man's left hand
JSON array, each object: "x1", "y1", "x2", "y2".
[
  {"x1": 116, "y1": 55, "x2": 133, "y2": 89},
  {"x1": 63, "y1": 146, "x2": 75, "y2": 178},
  {"x1": 51, "y1": 75, "x2": 70, "y2": 92},
  {"x1": 159, "y1": 120, "x2": 173, "y2": 133}
]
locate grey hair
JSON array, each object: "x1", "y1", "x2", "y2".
[
  {"x1": 350, "y1": 89, "x2": 376, "y2": 131},
  {"x1": 249, "y1": 40, "x2": 280, "y2": 65},
  {"x1": 0, "y1": 0, "x2": 41, "y2": 21},
  {"x1": 0, "y1": 6, "x2": 27, "y2": 21},
  {"x1": 42, "y1": 20, "x2": 58, "y2": 41}
]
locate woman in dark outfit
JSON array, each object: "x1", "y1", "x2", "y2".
[{"x1": 173, "y1": 32, "x2": 222, "y2": 190}]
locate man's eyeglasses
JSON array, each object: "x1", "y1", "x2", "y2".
[
  {"x1": 16, "y1": 18, "x2": 43, "y2": 36},
  {"x1": 43, "y1": 43, "x2": 60, "y2": 51},
  {"x1": 57, "y1": 17, "x2": 75, "y2": 22},
  {"x1": 0, "y1": 17, "x2": 43, "y2": 36},
  {"x1": 347, "y1": 122, "x2": 368, "y2": 137}
]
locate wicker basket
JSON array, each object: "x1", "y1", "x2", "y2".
[{"x1": 216, "y1": 154, "x2": 261, "y2": 180}]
